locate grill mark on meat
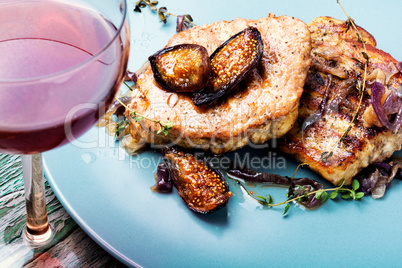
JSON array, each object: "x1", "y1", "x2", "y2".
[{"x1": 280, "y1": 16, "x2": 402, "y2": 186}]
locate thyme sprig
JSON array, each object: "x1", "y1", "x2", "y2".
[
  {"x1": 249, "y1": 0, "x2": 371, "y2": 215},
  {"x1": 336, "y1": 0, "x2": 369, "y2": 142},
  {"x1": 115, "y1": 118, "x2": 129, "y2": 138},
  {"x1": 132, "y1": 0, "x2": 370, "y2": 216},
  {"x1": 235, "y1": 179, "x2": 364, "y2": 215},
  {"x1": 115, "y1": 97, "x2": 174, "y2": 136},
  {"x1": 123, "y1": 81, "x2": 135, "y2": 91},
  {"x1": 113, "y1": 80, "x2": 174, "y2": 138},
  {"x1": 134, "y1": 0, "x2": 195, "y2": 29},
  {"x1": 287, "y1": 0, "x2": 370, "y2": 200}
]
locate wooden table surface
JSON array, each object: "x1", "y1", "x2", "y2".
[{"x1": 0, "y1": 153, "x2": 128, "y2": 267}]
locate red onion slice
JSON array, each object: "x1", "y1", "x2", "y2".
[
  {"x1": 176, "y1": 15, "x2": 184, "y2": 32},
  {"x1": 397, "y1": 61, "x2": 402, "y2": 73},
  {"x1": 383, "y1": 90, "x2": 402, "y2": 114},
  {"x1": 151, "y1": 162, "x2": 173, "y2": 193},
  {"x1": 358, "y1": 161, "x2": 401, "y2": 199},
  {"x1": 176, "y1": 15, "x2": 192, "y2": 32},
  {"x1": 371, "y1": 82, "x2": 402, "y2": 131},
  {"x1": 125, "y1": 70, "x2": 137, "y2": 83}
]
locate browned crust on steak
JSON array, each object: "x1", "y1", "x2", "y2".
[
  {"x1": 127, "y1": 14, "x2": 311, "y2": 154},
  {"x1": 280, "y1": 17, "x2": 402, "y2": 186}
]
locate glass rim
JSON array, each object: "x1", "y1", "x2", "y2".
[{"x1": 0, "y1": 0, "x2": 128, "y2": 83}]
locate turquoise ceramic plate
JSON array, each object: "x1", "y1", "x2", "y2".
[{"x1": 44, "y1": 0, "x2": 402, "y2": 267}]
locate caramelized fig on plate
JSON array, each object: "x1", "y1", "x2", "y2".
[
  {"x1": 193, "y1": 26, "x2": 264, "y2": 106},
  {"x1": 149, "y1": 44, "x2": 211, "y2": 93},
  {"x1": 162, "y1": 147, "x2": 232, "y2": 214}
]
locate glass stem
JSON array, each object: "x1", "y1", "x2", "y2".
[{"x1": 21, "y1": 153, "x2": 53, "y2": 246}]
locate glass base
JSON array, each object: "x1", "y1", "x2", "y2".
[{"x1": 23, "y1": 224, "x2": 54, "y2": 248}]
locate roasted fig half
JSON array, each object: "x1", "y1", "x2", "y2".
[
  {"x1": 162, "y1": 147, "x2": 232, "y2": 214},
  {"x1": 193, "y1": 26, "x2": 264, "y2": 106},
  {"x1": 149, "y1": 44, "x2": 211, "y2": 93}
]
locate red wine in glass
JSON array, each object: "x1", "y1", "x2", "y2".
[
  {"x1": 0, "y1": 0, "x2": 129, "y2": 154},
  {"x1": 0, "y1": 0, "x2": 130, "y2": 246}
]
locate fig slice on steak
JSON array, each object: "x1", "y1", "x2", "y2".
[
  {"x1": 193, "y1": 26, "x2": 264, "y2": 106},
  {"x1": 162, "y1": 147, "x2": 232, "y2": 214},
  {"x1": 149, "y1": 44, "x2": 211, "y2": 93}
]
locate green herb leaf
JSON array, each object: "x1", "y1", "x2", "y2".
[
  {"x1": 165, "y1": 121, "x2": 174, "y2": 129},
  {"x1": 361, "y1": 51, "x2": 370, "y2": 62},
  {"x1": 158, "y1": 13, "x2": 168, "y2": 23},
  {"x1": 351, "y1": 57, "x2": 362, "y2": 64},
  {"x1": 255, "y1": 195, "x2": 271, "y2": 205},
  {"x1": 114, "y1": 119, "x2": 129, "y2": 139},
  {"x1": 134, "y1": 5, "x2": 142, "y2": 12},
  {"x1": 345, "y1": 17, "x2": 354, "y2": 33},
  {"x1": 320, "y1": 192, "x2": 330, "y2": 204},
  {"x1": 134, "y1": 116, "x2": 143, "y2": 122},
  {"x1": 266, "y1": 194, "x2": 273, "y2": 204},
  {"x1": 158, "y1": 7, "x2": 168, "y2": 23},
  {"x1": 329, "y1": 190, "x2": 338, "y2": 199},
  {"x1": 283, "y1": 203, "x2": 290, "y2": 215},
  {"x1": 315, "y1": 191, "x2": 323, "y2": 200},
  {"x1": 355, "y1": 33, "x2": 363, "y2": 43},
  {"x1": 299, "y1": 194, "x2": 308, "y2": 203},
  {"x1": 352, "y1": 179, "x2": 360, "y2": 191},
  {"x1": 136, "y1": 0, "x2": 146, "y2": 8},
  {"x1": 321, "y1": 151, "x2": 333, "y2": 162},
  {"x1": 355, "y1": 192, "x2": 364, "y2": 200},
  {"x1": 185, "y1": 14, "x2": 193, "y2": 22},
  {"x1": 127, "y1": 110, "x2": 173, "y2": 136},
  {"x1": 341, "y1": 193, "x2": 351, "y2": 199}
]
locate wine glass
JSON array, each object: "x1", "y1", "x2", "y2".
[{"x1": 0, "y1": 0, "x2": 130, "y2": 246}]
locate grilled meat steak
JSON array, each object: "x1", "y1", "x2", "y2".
[
  {"x1": 126, "y1": 14, "x2": 311, "y2": 154},
  {"x1": 280, "y1": 17, "x2": 402, "y2": 186}
]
